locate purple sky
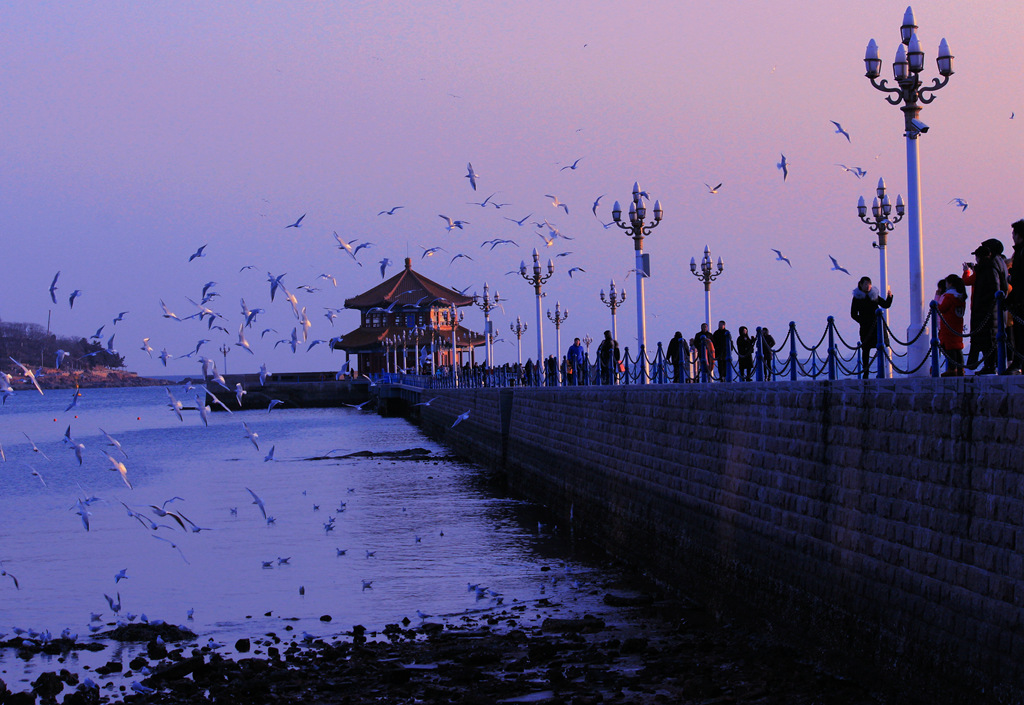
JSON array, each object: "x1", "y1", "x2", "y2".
[{"x1": 2, "y1": 2, "x2": 1023, "y2": 377}]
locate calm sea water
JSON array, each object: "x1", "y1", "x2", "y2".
[{"x1": 0, "y1": 386, "x2": 593, "y2": 692}]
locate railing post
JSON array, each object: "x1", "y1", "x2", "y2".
[
  {"x1": 929, "y1": 300, "x2": 941, "y2": 377},
  {"x1": 997, "y1": 291, "x2": 1007, "y2": 374},
  {"x1": 724, "y1": 330, "x2": 734, "y2": 382},
  {"x1": 655, "y1": 342, "x2": 664, "y2": 383},
  {"x1": 639, "y1": 344, "x2": 648, "y2": 384},
  {"x1": 622, "y1": 347, "x2": 630, "y2": 385},
  {"x1": 827, "y1": 316, "x2": 836, "y2": 381},
  {"x1": 788, "y1": 321, "x2": 798, "y2": 381},
  {"x1": 875, "y1": 308, "x2": 886, "y2": 379},
  {"x1": 754, "y1": 327, "x2": 764, "y2": 382}
]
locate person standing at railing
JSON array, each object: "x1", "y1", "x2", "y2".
[
  {"x1": 963, "y1": 244, "x2": 1002, "y2": 375},
  {"x1": 851, "y1": 276, "x2": 893, "y2": 379},
  {"x1": 596, "y1": 330, "x2": 619, "y2": 385},
  {"x1": 757, "y1": 327, "x2": 776, "y2": 381},
  {"x1": 566, "y1": 337, "x2": 585, "y2": 386},
  {"x1": 711, "y1": 321, "x2": 732, "y2": 382},
  {"x1": 937, "y1": 274, "x2": 967, "y2": 377},
  {"x1": 666, "y1": 332, "x2": 689, "y2": 383},
  {"x1": 736, "y1": 326, "x2": 755, "y2": 381},
  {"x1": 693, "y1": 323, "x2": 715, "y2": 382},
  {"x1": 1005, "y1": 220, "x2": 1024, "y2": 374}
]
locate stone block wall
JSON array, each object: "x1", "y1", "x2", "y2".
[{"x1": 419, "y1": 377, "x2": 1024, "y2": 697}]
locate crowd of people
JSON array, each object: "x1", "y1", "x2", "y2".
[{"x1": 428, "y1": 219, "x2": 1024, "y2": 386}]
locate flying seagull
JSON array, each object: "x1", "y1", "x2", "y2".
[
  {"x1": 835, "y1": 164, "x2": 867, "y2": 178},
  {"x1": 545, "y1": 194, "x2": 570, "y2": 214},
  {"x1": 560, "y1": 158, "x2": 583, "y2": 171},
  {"x1": 377, "y1": 206, "x2": 404, "y2": 216},
  {"x1": 704, "y1": 182, "x2": 722, "y2": 194},
  {"x1": 49, "y1": 271, "x2": 60, "y2": 304},
  {"x1": 828, "y1": 255, "x2": 851, "y2": 275},
  {"x1": 591, "y1": 195, "x2": 604, "y2": 217},
  {"x1": 379, "y1": 258, "x2": 392, "y2": 279},
  {"x1": 771, "y1": 249, "x2": 793, "y2": 267},
  {"x1": 68, "y1": 290, "x2": 83, "y2": 309},
  {"x1": 465, "y1": 162, "x2": 478, "y2": 190},
  {"x1": 948, "y1": 198, "x2": 969, "y2": 212},
  {"x1": 188, "y1": 244, "x2": 207, "y2": 262},
  {"x1": 451, "y1": 409, "x2": 471, "y2": 428},
  {"x1": 777, "y1": 154, "x2": 789, "y2": 181},
  {"x1": 285, "y1": 213, "x2": 306, "y2": 228},
  {"x1": 830, "y1": 120, "x2": 851, "y2": 142},
  {"x1": 504, "y1": 213, "x2": 532, "y2": 227}
]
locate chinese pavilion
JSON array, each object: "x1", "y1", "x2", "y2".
[{"x1": 332, "y1": 258, "x2": 485, "y2": 375}]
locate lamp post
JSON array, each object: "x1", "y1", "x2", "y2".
[
  {"x1": 599, "y1": 280, "x2": 626, "y2": 343},
  {"x1": 612, "y1": 182, "x2": 663, "y2": 382},
  {"x1": 443, "y1": 305, "x2": 463, "y2": 384},
  {"x1": 547, "y1": 302, "x2": 568, "y2": 384},
  {"x1": 582, "y1": 334, "x2": 593, "y2": 355},
  {"x1": 858, "y1": 178, "x2": 905, "y2": 378},
  {"x1": 473, "y1": 282, "x2": 502, "y2": 370},
  {"x1": 864, "y1": 6, "x2": 954, "y2": 372},
  {"x1": 519, "y1": 248, "x2": 554, "y2": 366},
  {"x1": 689, "y1": 245, "x2": 724, "y2": 328},
  {"x1": 219, "y1": 344, "x2": 230, "y2": 375},
  {"x1": 510, "y1": 316, "x2": 528, "y2": 367}
]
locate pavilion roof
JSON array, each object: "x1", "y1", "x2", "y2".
[{"x1": 344, "y1": 258, "x2": 474, "y2": 310}]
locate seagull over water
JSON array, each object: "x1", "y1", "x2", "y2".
[
  {"x1": 771, "y1": 249, "x2": 793, "y2": 267},
  {"x1": 829, "y1": 255, "x2": 851, "y2": 275},
  {"x1": 830, "y1": 120, "x2": 851, "y2": 142},
  {"x1": 451, "y1": 409, "x2": 471, "y2": 428},
  {"x1": 948, "y1": 198, "x2": 969, "y2": 212}
]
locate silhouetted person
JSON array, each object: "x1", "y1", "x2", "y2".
[
  {"x1": 596, "y1": 330, "x2": 619, "y2": 384},
  {"x1": 666, "y1": 331, "x2": 689, "y2": 383},
  {"x1": 850, "y1": 276, "x2": 893, "y2": 378}
]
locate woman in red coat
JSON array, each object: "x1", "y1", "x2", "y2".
[{"x1": 937, "y1": 274, "x2": 967, "y2": 376}]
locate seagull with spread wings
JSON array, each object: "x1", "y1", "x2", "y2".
[
  {"x1": 830, "y1": 120, "x2": 851, "y2": 142},
  {"x1": 829, "y1": 255, "x2": 851, "y2": 275},
  {"x1": 771, "y1": 249, "x2": 793, "y2": 267}
]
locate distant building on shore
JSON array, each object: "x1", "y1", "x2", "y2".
[{"x1": 332, "y1": 258, "x2": 484, "y2": 375}]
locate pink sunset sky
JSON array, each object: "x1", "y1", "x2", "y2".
[{"x1": 2, "y1": 1, "x2": 1022, "y2": 377}]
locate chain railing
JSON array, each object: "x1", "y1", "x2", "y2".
[{"x1": 372, "y1": 296, "x2": 1018, "y2": 389}]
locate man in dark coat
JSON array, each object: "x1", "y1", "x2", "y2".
[
  {"x1": 596, "y1": 330, "x2": 620, "y2": 384},
  {"x1": 711, "y1": 321, "x2": 732, "y2": 381},
  {"x1": 964, "y1": 245, "x2": 1000, "y2": 374},
  {"x1": 1006, "y1": 220, "x2": 1024, "y2": 373},
  {"x1": 666, "y1": 331, "x2": 689, "y2": 383},
  {"x1": 850, "y1": 276, "x2": 893, "y2": 378}
]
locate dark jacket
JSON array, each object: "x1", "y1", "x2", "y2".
[
  {"x1": 969, "y1": 258, "x2": 1000, "y2": 317},
  {"x1": 666, "y1": 334, "x2": 688, "y2": 365},
  {"x1": 711, "y1": 328, "x2": 731, "y2": 361},
  {"x1": 736, "y1": 332, "x2": 755, "y2": 360},
  {"x1": 851, "y1": 285, "x2": 893, "y2": 345}
]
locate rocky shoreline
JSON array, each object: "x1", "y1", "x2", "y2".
[
  {"x1": 2, "y1": 574, "x2": 901, "y2": 705},
  {"x1": 8, "y1": 368, "x2": 170, "y2": 390}
]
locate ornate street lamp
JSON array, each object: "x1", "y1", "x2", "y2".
[
  {"x1": 473, "y1": 283, "x2": 502, "y2": 369},
  {"x1": 546, "y1": 302, "x2": 569, "y2": 384},
  {"x1": 599, "y1": 280, "x2": 626, "y2": 343},
  {"x1": 519, "y1": 248, "x2": 554, "y2": 366},
  {"x1": 219, "y1": 344, "x2": 230, "y2": 375},
  {"x1": 582, "y1": 334, "x2": 593, "y2": 355},
  {"x1": 858, "y1": 177, "x2": 905, "y2": 378},
  {"x1": 442, "y1": 305, "x2": 464, "y2": 384},
  {"x1": 689, "y1": 245, "x2": 724, "y2": 328},
  {"x1": 510, "y1": 316, "x2": 528, "y2": 368},
  {"x1": 612, "y1": 182, "x2": 662, "y2": 382},
  {"x1": 864, "y1": 6, "x2": 954, "y2": 371}
]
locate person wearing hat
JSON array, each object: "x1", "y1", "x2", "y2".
[
  {"x1": 1005, "y1": 220, "x2": 1024, "y2": 373},
  {"x1": 963, "y1": 243, "x2": 1002, "y2": 374}
]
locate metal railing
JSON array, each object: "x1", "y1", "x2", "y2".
[{"x1": 371, "y1": 294, "x2": 1019, "y2": 389}]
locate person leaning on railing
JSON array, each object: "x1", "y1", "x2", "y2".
[{"x1": 850, "y1": 276, "x2": 893, "y2": 379}]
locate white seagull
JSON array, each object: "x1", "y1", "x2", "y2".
[
  {"x1": 545, "y1": 194, "x2": 570, "y2": 214},
  {"x1": 465, "y1": 162, "x2": 479, "y2": 190},
  {"x1": 830, "y1": 120, "x2": 851, "y2": 142},
  {"x1": 451, "y1": 409, "x2": 471, "y2": 428},
  {"x1": 777, "y1": 154, "x2": 789, "y2": 181},
  {"x1": 829, "y1": 255, "x2": 851, "y2": 275},
  {"x1": 948, "y1": 198, "x2": 969, "y2": 212}
]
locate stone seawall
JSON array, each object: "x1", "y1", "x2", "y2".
[{"x1": 418, "y1": 378, "x2": 1024, "y2": 699}]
